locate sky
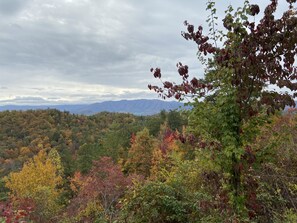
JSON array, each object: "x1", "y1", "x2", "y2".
[{"x1": 0, "y1": 0, "x2": 292, "y2": 105}]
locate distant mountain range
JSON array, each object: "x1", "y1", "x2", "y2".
[{"x1": 0, "y1": 99, "x2": 187, "y2": 116}]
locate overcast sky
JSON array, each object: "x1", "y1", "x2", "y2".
[{"x1": 0, "y1": 0, "x2": 291, "y2": 105}]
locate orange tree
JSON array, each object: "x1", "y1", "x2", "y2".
[
  {"x1": 149, "y1": 0, "x2": 297, "y2": 216},
  {"x1": 66, "y1": 156, "x2": 134, "y2": 222}
]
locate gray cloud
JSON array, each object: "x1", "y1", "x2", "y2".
[
  {"x1": 0, "y1": 0, "x2": 29, "y2": 15},
  {"x1": 0, "y1": 96, "x2": 48, "y2": 104},
  {"x1": 0, "y1": 0, "x2": 291, "y2": 105}
]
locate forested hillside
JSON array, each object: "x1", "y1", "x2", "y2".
[
  {"x1": 0, "y1": 109, "x2": 186, "y2": 176},
  {"x1": 0, "y1": 109, "x2": 190, "y2": 222},
  {"x1": 1, "y1": 0, "x2": 297, "y2": 222},
  {"x1": 1, "y1": 108, "x2": 297, "y2": 222}
]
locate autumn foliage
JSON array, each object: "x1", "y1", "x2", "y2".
[
  {"x1": 149, "y1": 0, "x2": 297, "y2": 220},
  {"x1": 67, "y1": 156, "x2": 135, "y2": 222},
  {"x1": 0, "y1": 0, "x2": 297, "y2": 222}
]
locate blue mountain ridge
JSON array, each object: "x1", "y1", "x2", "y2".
[{"x1": 0, "y1": 99, "x2": 187, "y2": 116}]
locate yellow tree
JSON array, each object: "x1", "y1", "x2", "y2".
[
  {"x1": 48, "y1": 148, "x2": 64, "y2": 177},
  {"x1": 4, "y1": 150, "x2": 63, "y2": 222},
  {"x1": 125, "y1": 128, "x2": 155, "y2": 177}
]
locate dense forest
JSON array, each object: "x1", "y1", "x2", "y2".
[
  {"x1": 1, "y1": 0, "x2": 297, "y2": 222},
  {"x1": 0, "y1": 109, "x2": 191, "y2": 222},
  {"x1": 1, "y1": 108, "x2": 297, "y2": 222}
]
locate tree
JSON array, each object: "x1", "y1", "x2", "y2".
[
  {"x1": 120, "y1": 181, "x2": 191, "y2": 223},
  {"x1": 167, "y1": 110, "x2": 187, "y2": 131},
  {"x1": 121, "y1": 150, "x2": 224, "y2": 223},
  {"x1": 124, "y1": 128, "x2": 156, "y2": 177},
  {"x1": 150, "y1": 124, "x2": 181, "y2": 179},
  {"x1": 4, "y1": 150, "x2": 63, "y2": 222},
  {"x1": 67, "y1": 156, "x2": 134, "y2": 222},
  {"x1": 0, "y1": 200, "x2": 32, "y2": 223},
  {"x1": 77, "y1": 143, "x2": 106, "y2": 174},
  {"x1": 149, "y1": 0, "x2": 297, "y2": 216},
  {"x1": 249, "y1": 110, "x2": 297, "y2": 221},
  {"x1": 48, "y1": 148, "x2": 64, "y2": 176}
]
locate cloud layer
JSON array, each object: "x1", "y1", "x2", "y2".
[{"x1": 0, "y1": 0, "x2": 286, "y2": 104}]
